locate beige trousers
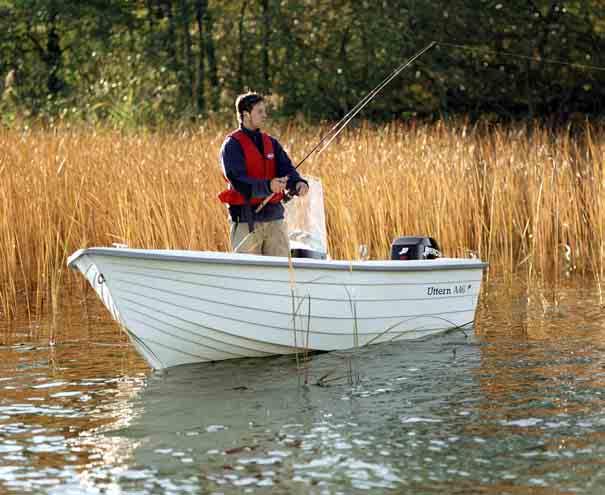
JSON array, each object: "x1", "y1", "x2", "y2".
[{"x1": 230, "y1": 219, "x2": 290, "y2": 257}]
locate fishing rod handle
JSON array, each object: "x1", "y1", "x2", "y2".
[{"x1": 255, "y1": 192, "x2": 274, "y2": 213}]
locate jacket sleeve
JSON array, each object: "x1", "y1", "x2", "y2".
[
  {"x1": 272, "y1": 138, "x2": 308, "y2": 193},
  {"x1": 220, "y1": 137, "x2": 272, "y2": 199}
]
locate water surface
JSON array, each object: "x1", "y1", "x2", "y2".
[{"x1": 1, "y1": 278, "x2": 604, "y2": 494}]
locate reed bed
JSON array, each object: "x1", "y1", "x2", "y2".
[{"x1": 0, "y1": 120, "x2": 603, "y2": 321}]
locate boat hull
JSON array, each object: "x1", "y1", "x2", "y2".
[{"x1": 68, "y1": 248, "x2": 487, "y2": 369}]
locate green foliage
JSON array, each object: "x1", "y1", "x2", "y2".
[{"x1": 0, "y1": 0, "x2": 604, "y2": 127}]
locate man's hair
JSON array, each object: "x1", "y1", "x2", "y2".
[{"x1": 235, "y1": 92, "x2": 264, "y2": 124}]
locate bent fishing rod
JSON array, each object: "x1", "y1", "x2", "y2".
[{"x1": 255, "y1": 41, "x2": 437, "y2": 213}]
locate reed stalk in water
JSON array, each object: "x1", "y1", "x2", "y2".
[{"x1": 0, "y1": 120, "x2": 603, "y2": 321}]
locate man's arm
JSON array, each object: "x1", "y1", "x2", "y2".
[
  {"x1": 272, "y1": 138, "x2": 308, "y2": 193},
  {"x1": 220, "y1": 137, "x2": 272, "y2": 198}
]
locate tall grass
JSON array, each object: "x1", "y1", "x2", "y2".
[{"x1": 0, "y1": 120, "x2": 603, "y2": 320}]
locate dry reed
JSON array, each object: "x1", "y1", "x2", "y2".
[{"x1": 0, "y1": 120, "x2": 603, "y2": 321}]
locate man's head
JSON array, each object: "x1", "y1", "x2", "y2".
[{"x1": 236, "y1": 92, "x2": 266, "y2": 130}]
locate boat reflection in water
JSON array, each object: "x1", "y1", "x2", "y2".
[{"x1": 107, "y1": 332, "x2": 476, "y2": 492}]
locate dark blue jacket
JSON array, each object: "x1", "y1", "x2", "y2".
[{"x1": 220, "y1": 126, "x2": 307, "y2": 223}]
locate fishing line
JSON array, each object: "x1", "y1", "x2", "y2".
[
  {"x1": 255, "y1": 41, "x2": 436, "y2": 213},
  {"x1": 436, "y1": 41, "x2": 605, "y2": 72}
]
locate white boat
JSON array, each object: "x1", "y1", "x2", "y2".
[{"x1": 67, "y1": 179, "x2": 487, "y2": 369}]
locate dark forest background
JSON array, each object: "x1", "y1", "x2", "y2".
[{"x1": 1, "y1": 0, "x2": 604, "y2": 127}]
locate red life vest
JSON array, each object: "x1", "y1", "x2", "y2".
[{"x1": 218, "y1": 130, "x2": 285, "y2": 206}]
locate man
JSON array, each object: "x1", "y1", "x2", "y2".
[{"x1": 219, "y1": 92, "x2": 309, "y2": 256}]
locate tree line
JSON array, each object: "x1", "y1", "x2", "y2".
[{"x1": 1, "y1": 0, "x2": 604, "y2": 126}]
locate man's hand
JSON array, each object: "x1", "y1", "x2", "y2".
[
  {"x1": 270, "y1": 177, "x2": 288, "y2": 194},
  {"x1": 296, "y1": 181, "x2": 309, "y2": 197}
]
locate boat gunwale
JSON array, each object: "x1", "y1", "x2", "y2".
[{"x1": 67, "y1": 248, "x2": 488, "y2": 272}]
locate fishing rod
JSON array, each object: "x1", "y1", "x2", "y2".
[{"x1": 255, "y1": 41, "x2": 437, "y2": 213}]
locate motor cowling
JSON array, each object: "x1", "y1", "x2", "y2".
[
  {"x1": 390, "y1": 236, "x2": 441, "y2": 260},
  {"x1": 290, "y1": 246, "x2": 327, "y2": 259}
]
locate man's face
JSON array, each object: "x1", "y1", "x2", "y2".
[{"x1": 246, "y1": 101, "x2": 267, "y2": 129}]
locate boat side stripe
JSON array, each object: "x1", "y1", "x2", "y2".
[
  {"x1": 125, "y1": 296, "x2": 467, "y2": 347},
  {"x1": 108, "y1": 266, "x2": 481, "y2": 302},
  {"x1": 112, "y1": 277, "x2": 477, "y2": 321},
  {"x1": 114, "y1": 286, "x2": 476, "y2": 335},
  {"x1": 121, "y1": 301, "x2": 285, "y2": 355},
  {"x1": 127, "y1": 332, "x2": 244, "y2": 362}
]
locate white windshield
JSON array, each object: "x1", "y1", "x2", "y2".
[{"x1": 285, "y1": 176, "x2": 328, "y2": 257}]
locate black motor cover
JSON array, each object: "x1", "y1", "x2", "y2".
[
  {"x1": 290, "y1": 248, "x2": 327, "y2": 259},
  {"x1": 390, "y1": 236, "x2": 441, "y2": 260}
]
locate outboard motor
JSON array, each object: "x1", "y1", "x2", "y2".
[
  {"x1": 391, "y1": 236, "x2": 441, "y2": 260},
  {"x1": 290, "y1": 245, "x2": 327, "y2": 259}
]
